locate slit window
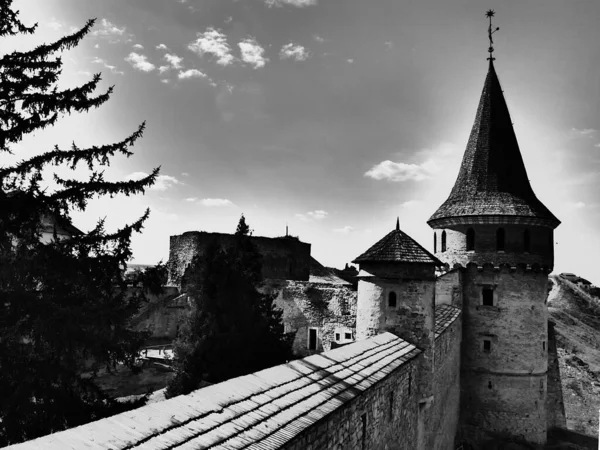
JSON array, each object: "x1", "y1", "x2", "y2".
[
  {"x1": 308, "y1": 328, "x2": 318, "y2": 351},
  {"x1": 466, "y1": 228, "x2": 475, "y2": 251},
  {"x1": 496, "y1": 228, "x2": 505, "y2": 251},
  {"x1": 434, "y1": 232, "x2": 437, "y2": 253},
  {"x1": 441, "y1": 230, "x2": 447, "y2": 252},
  {"x1": 542, "y1": 341, "x2": 546, "y2": 351},
  {"x1": 388, "y1": 291, "x2": 397, "y2": 308},
  {"x1": 483, "y1": 340, "x2": 491, "y2": 353},
  {"x1": 524, "y1": 229, "x2": 531, "y2": 253},
  {"x1": 482, "y1": 287, "x2": 494, "y2": 306},
  {"x1": 361, "y1": 413, "x2": 367, "y2": 450},
  {"x1": 389, "y1": 391, "x2": 394, "y2": 420}
]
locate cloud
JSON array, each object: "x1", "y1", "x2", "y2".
[
  {"x1": 124, "y1": 52, "x2": 155, "y2": 72},
  {"x1": 160, "y1": 79, "x2": 170, "y2": 84},
  {"x1": 365, "y1": 160, "x2": 436, "y2": 182},
  {"x1": 181, "y1": 172, "x2": 190, "y2": 176},
  {"x1": 296, "y1": 210, "x2": 328, "y2": 221},
  {"x1": 280, "y1": 43, "x2": 310, "y2": 61},
  {"x1": 200, "y1": 198, "x2": 234, "y2": 207},
  {"x1": 400, "y1": 200, "x2": 422, "y2": 208},
  {"x1": 188, "y1": 28, "x2": 235, "y2": 66},
  {"x1": 347, "y1": 58, "x2": 355, "y2": 64},
  {"x1": 384, "y1": 41, "x2": 394, "y2": 50},
  {"x1": 333, "y1": 226, "x2": 353, "y2": 234},
  {"x1": 573, "y1": 201, "x2": 586, "y2": 208},
  {"x1": 164, "y1": 53, "x2": 184, "y2": 69},
  {"x1": 178, "y1": 69, "x2": 206, "y2": 79},
  {"x1": 313, "y1": 35, "x2": 325, "y2": 43},
  {"x1": 76, "y1": 70, "x2": 92, "y2": 77},
  {"x1": 126, "y1": 172, "x2": 180, "y2": 191},
  {"x1": 47, "y1": 18, "x2": 63, "y2": 30},
  {"x1": 91, "y1": 57, "x2": 124, "y2": 75},
  {"x1": 224, "y1": 16, "x2": 233, "y2": 24},
  {"x1": 594, "y1": 143, "x2": 600, "y2": 148},
  {"x1": 156, "y1": 43, "x2": 169, "y2": 51},
  {"x1": 159, "y1": 65, "x2": 170, "y2": 74},
  {"x1": 264, "y1": 0, "x2": 317, "y2": 7},
  {"x1": 185, "y1": 197, "x2": 198, "y2": 202},
  {"x1": 92, "y1": 18, "x2": 126, "y2": 39},
  {"x1": 238, "y1": 38, "x2": 268, "y2": 69},
  {"x1": 133, "y1": 43, "x2": 144, "y2": 49},
  {"x1": 571, "y1": 128, "x2": 597, "y2": 137}
]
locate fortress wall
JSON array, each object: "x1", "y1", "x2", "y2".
[
  {"x1": 427, "y1": 312, "x2": 462, "y2": 450},
  {"x1": 268, "y1": 280, "x2": 357, "y2": 357},
  {"x1": 546, "y1": 321, "x2": 567, "y2": 429},
  {"x1": 167, "y1": 232, "x2": 311, "y2": 287},
  {"x1": 282, "y1": 359, "x2": 419, "y2": 450},
  {"x1": 435, "y1": 269, "x2": 462, "y2": 307}
]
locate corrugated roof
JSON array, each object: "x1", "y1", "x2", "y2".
[
  {"x1": 428, "y1": 61, "x2": 559, "y2": 228},
  {"x1": 9, "y1": 333, "x2": 419, "y2": 450},
  {"x1": 353, "y1": 228, "x2": 442, "y2": 266},
  {"x1": 434, "y1": 304, "x2": 461, "y2": 339}
]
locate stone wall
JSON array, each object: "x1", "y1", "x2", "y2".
[
  {"x1": 281, "y1": 358, "x2": 419, "y2": 450},
  {"x1": 546, "y1": 320, "x2": 567, "y2": 429},
  {"x1": 435, "y1": 269, "x2": 463, "y2": 307},
  {"x1": 268, "y1": 280, "x2": 357, "y2": 357},
  {"x1": 167, "y1": 231, "x2": 311, "y2": 287}
]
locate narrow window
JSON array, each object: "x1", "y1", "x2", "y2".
[
  {"x1": 483, "y1": 340, "x2": 491, "y2": 353},
  {"x1": 308, "y1": 328, "x2": 318, "y2": 351},
  {"x1": 542, "y1": 341, "x2": 546, "y2": 351},
  {"x1": 539, "y1": 379, "x2": 544, "y2": 393},
  {"x1": 441, "y1": 230, "x2": 447, "y2": 252},
  {"x1": 408, "y1": 372, "x2": 412, "y2": 395},
  {"x1": 389, "y1": 391, "x2": 394, "y2": 420},
  {"x1": 524, "y1": 229, "x2": 531, "y2": 253},
  {"x1": 434, "y1": 232, "x2": 437, "y2": 253},
  {"x1": 496, "y1": 228, "x2": 505, "y2": 251},
  {"x1": 344, "y1": 332, "x2": 352, "y2": 340},
  {"x1": 466, "y1": 228, "x2": 475, "y2": 251},
  {"x1": 335, "y1": 333, "x2": 340, "y2": 341},
  {"x1": 388, "y1": 291, "x2": 397, "y2": 308},
  {"x1": 482, "y1": 287, "x2": 494, "y2": 306},
  {"x1": 488, "y1": 381, "x2": 493, "y2": 389},
  {"x1": 361, "y1": 413, "x2": 367, "y2": 450}
]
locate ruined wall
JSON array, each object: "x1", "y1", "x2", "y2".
[
  {"x1": 435, "y1": 269, "x2": 463, "y2": 307},
  {"x1": 282, "y1": 358, "x2": 419, "y2": 450},
  {"x1": 269, "y1": 280, "x2": 357, "y2": 357},
  {"x1": 167, "y1": 232, "x2": 311, "y2": 287},
  {"x1": 546, "y1": 320, "x2": 567, "y2": 429},
  {"x1": 427, "y1": 312, "x2": 462, "y2": 450}
]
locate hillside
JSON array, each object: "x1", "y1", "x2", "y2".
[{"x1": 548, "y1": 274, "x2": 600, "y2": 438}]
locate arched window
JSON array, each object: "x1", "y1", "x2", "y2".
[
  {"x1": 466, "y1": 228, "x2": 475, "y2": 251},
  {"x1": 524, "y1": 229, "x2": 531, "y2": 253},
  {"x1": 441, "y1": 230, "x2": 447, "y2": 252},
  {"x1": 433, "y1": 232, "x2": 437, "y2": 253},
  {"x1": 388, "y1": 292, "x2": 397, "y2": 308},
  {"x1": 496, "y1": 228, "x2": 505, "y2": 252}
]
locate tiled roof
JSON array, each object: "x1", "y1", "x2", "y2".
[
  {"x1": 428, "y1": 61, "x2": 560, "y2": 228},
  {"x1": 434, "y1": 304, "x2": 461, "y2": 338},
  {"x1": 9, "y1": 333, "x2": 419, "y2": 450},
  {"x1": 353, "y1": 228, "x2": 442, "y2": 265}
]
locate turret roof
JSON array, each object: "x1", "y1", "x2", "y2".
[{"x1": 428, "y1": 61, "x2": 560, "y2": 228}]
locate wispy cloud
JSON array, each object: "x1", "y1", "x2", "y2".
[
  {"x1": 594, "y1": 143, "x2": 600, "y2": 148},
  {"x1": 365, "y1": 160, "x2": 436, "y2": 182},
  {"x1": 239, "y1": 38, "x2": 267, "y2": 69},
  {"x1": 185, "y1": 197, "x2": 198, "y2": 202},
  {"x1": 313, "y1": 35, "x2": 325, "y2": 43},
  {"x1": 188, "y1": 28, "x2": 235, "y2": 66},
  {"x1": 384, "y1": 41, "x2": 394, "y2": 50},
  {"x1": 200, "y1": 198, "x2": 235, "y2": 207},
  {"x1": 571, "y1": 127, "x2": 597, "y2": 136},
  {"x1": 133, "y1": 43, "x2": 144, "y2": 49},
  {"x1": 296, "y1": 210, "x2": 328, "y2": 221},
  {"x1": 47, "y1": 18, "x2": 63, "y2": 30},
  {"x1": 125, "y1": 52, "x2": 156, "y2": 72},
  {"x1": 160, "y1": 79, "x2": 170, "y2": 84},
  {"x1": 400, "y1": 200, "x2": 422, "y2": 208},
  {"x1": 280, "y1": 43, "x2": 310, "y2": 61},
  {"x1": 159, "y1": 65, "x2": 170, "y2": 74},
  {"x1": 92, "y1": 18, "x2": 126, "y2": 41},
  {"x1": 164, "y1": 53, "x2": 184, "y2": 69},
  {"x1": 264, "y1": 0, "x2": 318, "y2": 7},
  {"x1": 224, "y1": 16, "x2": 233, "y2": 24},
  {"x1": 333, "y1": 226, "x2": 353, "y2": 234},
  {"x1": 156, "y1": 43, "x2": 169, "y2": 51},
  {"x1": 178, "y1": 69, "x2": 206, "y2": 79},
  {"x1": 347, "y1": 58, "x2": 355, "y2": 64},
  {"x1": 573, "y1": 201, "x2": 586, "y2": 208},
  {"x1": 126, "y1": 172, "x2": 181, "y2": 191},
  {"x1": 91, "y1": 57, "x2": 124, "y2": 75}
]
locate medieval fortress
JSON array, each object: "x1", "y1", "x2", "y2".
[{"x1": 12, "y1": 57, "x2": 567, "y2": 450}]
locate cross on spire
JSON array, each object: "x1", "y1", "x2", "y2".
[{"x1": 486, "y1": 9, "x2": 499, "y2": 61}]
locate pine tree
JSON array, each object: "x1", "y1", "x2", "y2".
[
  {"x1": 0, "y1": 2, "x2": 159, "y2": 444},
  {"x1": 167, "y1": 216, "x2": 292, "y2": 397},
  {"x1": 235, "y1": 213, "x2": 251, "y2": 236}
]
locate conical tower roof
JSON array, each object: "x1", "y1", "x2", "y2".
[{"x1": 428, "y1": 61, "x2": 560, "y2": 228}]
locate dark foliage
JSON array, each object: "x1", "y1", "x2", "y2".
[
  {"x1": 167, "y1": 216, "x2": 292, "y2": 397},
  {"x1": 126, "y1": 262, "x2": 168, "y2": 296},
  {"x1": 0, "y1": 1, "x2": 158, "y2": 445}
]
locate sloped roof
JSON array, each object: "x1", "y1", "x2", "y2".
[
  {"x1": 353, "y1": 228, "x2": 442, "y2": 266},
  {"x1": 428, "y1": 61, "x2": 559, "y2": 228},
  {"x1": 434, "y1": 304, "x2": 461, "y2": 339},
  {"x1": 9, "y1": 333, "x2": 419, "y2": 450},
  {"x1": 309, "y1": 257, "x2": 352, "y2": 285}
]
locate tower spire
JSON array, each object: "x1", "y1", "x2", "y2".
[
  {"x1": 396, "y1": 217, "x2": 400, "y2": 231},
  {"x1": 486, "y1": 9, "x2": 499, "y2": 61}
]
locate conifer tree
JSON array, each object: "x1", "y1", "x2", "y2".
[
  {"x1": 0, "y1": 1, "x2": 159, "y2": 444},
  {"x1": 167, "y1": 215, "x2": 292, "y2": 397}
]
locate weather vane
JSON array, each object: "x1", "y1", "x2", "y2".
[{"x1": 486, "y1": 9, "x2": 499, "y2": 61}]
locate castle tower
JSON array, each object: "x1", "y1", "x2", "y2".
[
  {"x1": 353, "y1": 220, "x2": 442, "y2": 403},
  {"x1": 428, "y1": 55, "x2": 560, "y2": 445}
]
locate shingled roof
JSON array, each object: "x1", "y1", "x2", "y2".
[
  {"x1": 353, "y1": 224, "x2": 442, "y2": 265},
  {"x1": 8, "y1": 333, "x2": 419, "y2": 450},
  {"x1": 428, "y1": 61, "x2": 560, "y2": 228}
]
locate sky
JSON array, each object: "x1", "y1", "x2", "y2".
[{"x1": 3, "y1": 0, "x2": 600, "y2": 285}]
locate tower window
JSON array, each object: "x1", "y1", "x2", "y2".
[
  {"x1": 482, "y1": 287, "x2": 494, "y2": 306},
  {"x1": 483, "y1": 340, "x2": 491, "y2": 352},
  {"x1": 389, "y1": 391, "x2": 394, "y2": 420},
  {"x1": 361, "y1": 413, "x2": 367, "y2": 450},
  {"x1": 542, "y1": 341, "x2": 546, "y2": 351},
  {"x1": 441, "y1": 230, "x2": 447, "y2": 252},
  {"x1": 308, "y1": 328, "x2": 318, "y2": 351},
  {"x1": 466, "y1": 228, "x2": 475, "y2": 251},
  {"x1": 345, "y1": 332, "x2": 352, "y2": 340},
  {"x1": 488, "y1": 381, "x2": 493, "y2": 389},
  {"x1": 496, "y1": 228, "x2": 505, "y2": 251},
  {"x1": 524, "y1": 229, "x2": 531, "y2": 253},
  {"x1": 335, "y1": 332, "x2": 340, "y2": 341},
  {"x1": 388, "y1": 291, "x2": 397, "y2": 308},
  {"x1": 434, "y1": 232, "x2": 437, "y2": 253}
]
